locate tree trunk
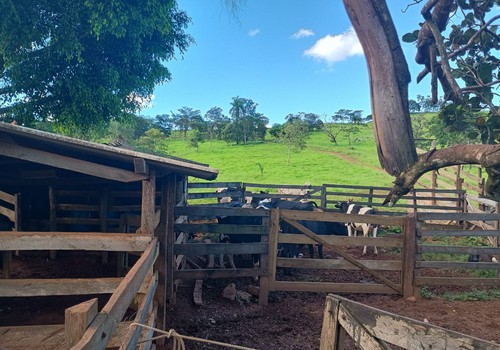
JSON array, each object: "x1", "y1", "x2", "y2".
[{"x1": 343, "y1": 0, "x2": 418, "y2": 176}]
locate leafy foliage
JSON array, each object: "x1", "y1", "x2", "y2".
[
  {"x1": 0, "y1": 0, "x2": 192, "y2": 132},
  {"x1": 279, "y1": 119, "x2": 310, "y2": 164}
]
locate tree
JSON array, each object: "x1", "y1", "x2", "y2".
[
  {"x1": 170, "y1": 107, "x2": 203, "y2": 139},
  {"x1": 134, "y1": 128, "x2": 168, "y2": 156},
  {"x1": 279, "y1": 120, "x2": 310, "y2": 164},
  {"x1": 323, "y1": 109, "x2": 369, "y2": 145},
  {"x1": 205, "y1": 106, "x2": 230, "y2": 140},
  {"x1": 269, "y1": 123, "x2": 284, "y2": 139},
  {"x1": 154, "y1": 114, "x2": 175, "y2": 137},
  {"x1": 343, "y1": 0, "x2": 500, "y2": 204},
  {"x1": 0, "y1": 0, "x2": 192, "y2": 132},
  {"x1": 226, "y1": 97, "x2": 268, "y2": 144}
]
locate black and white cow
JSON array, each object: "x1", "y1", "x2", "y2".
[
  {"x1": 336, "y1": 201, "x2": 379, "y2": 255},
  {"x1": 259, "y1": 199, "x2": 347, "y2": 258}
]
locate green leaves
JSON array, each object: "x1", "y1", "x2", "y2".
[{"x1": 402, "y1": 30, "x2": 419, "y2": 43}]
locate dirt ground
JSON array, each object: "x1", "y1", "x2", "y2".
[{"x1": 1, "y1": 248, "x2": 500, "y2": 350}]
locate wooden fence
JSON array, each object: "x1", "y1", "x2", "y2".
[
  {"x1": 415, "y1": 211, "x2": 500, "y2": 287},
  {"x1": 319, "y1": 294, "x2": 500, "y2": 349},
  {"x1": 187, "y1": 181, "x2": 466, "y2": 214},
  {"x1": 0, "y1": 190, "x2": 20, "y2": 279}
]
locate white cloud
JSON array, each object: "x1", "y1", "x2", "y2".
[
  {"x1": 304, "y1": 27, "x2": 363, "y2": 65},
  {"x1": 248, "y1": 28, "x2": 260, "y2": 37},
  {"x1": 290, "y1": 28, "x2": 314, "y2": 39}
]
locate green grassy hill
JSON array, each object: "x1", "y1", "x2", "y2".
[{"x1": 166, "y1": 124, "x2": 396, "y2": 187}]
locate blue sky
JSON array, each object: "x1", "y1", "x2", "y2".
[{"x1": 142, "y1": 1, "x2": 429, "y2": 125}]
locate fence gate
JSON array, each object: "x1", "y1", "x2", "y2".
[{"x1": 268, "y1": 209, "x2": 413, "y2": 297}]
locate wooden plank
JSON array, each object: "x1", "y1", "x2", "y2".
[
  {"x1": 65, "y1": 298, "x2": 98, "y2": 348},
  {"x1": 122, "y1": 273, "x2": 157, "y2": 350},
  {"x1": 267, "y1": 209, "x2": 280, "y2": 291},
  {"x1": 0, "y1": 190, "x2": 15, "y2": 205},
  {"x1": 278, "y1": 233, "x2": 403, "y2": 248},
  {"x1": 188, "y1": 182, "x2": 242, "y2": 189},
  {"x1": 277, "y1": 258, "x2": 402, "y2": 270},
  {"x1": 0, "y1": 140, "x2": 147, "y2": 183},
  {"x1": 175, "y1": 206, "x2": 270, "y2": 218},
  {"x1": 56, "y1": 204, "x2": 100, "y2": 211},
  {"x1": 273, "y1": 281, "x2": 398, "y2": 294},
  {"x1": 333, "y1": 294, "x2": 500, "y2": 350},
  {"x1": 419, "y1": 245, "x2": 500, "y2": 255},
  {"x1": 72, "y1": 238, "x2": 158, "y2": 350},
  {"x1": 141, "y1": 171, "x2": 156, "y2": 235},
  {"x1": 281, "y1": 209, "x2": 405, "y2": 226},
  {"x1": 0, "y1": 322, "x2": 133, "y2": 350},
  {"x1": 134, "y1": 158, "x2": 149, "y2": 175},
  {"x1": 417, "y1": 261, "x2": 500, "y2": 269},
  {"x1": 416, "y1": 277, "x2": 500, "y2": 286},
  {"x1": 0, "y1": 278, "x2": 122, "y2": 297},
  {"x1": 136, "y1": 305, "x2": 157, "y2": 350},
  {"x1": 338, "y1": 304, "x2": 387, "y2": 350},
  {"x1": 418, "y1": 212, "x2": 500, "y2": 221},
  {"x1": 402, "y1": 212, "x2": 416, "y2": 298},
  {"x1": 0, "y1": 206, "x2": 15, "y2": 222},
  {"x1": 174, "y1": 267, "x2": 267, "y2": 280},
  {"x1": 175, "y1": 223, "x2": 268, "y2": 235},
  {"x1": 0, "y1": 232, "x2": 152, "y2": 251},
  {"x1": 420, "y1": 229, "x2": 500, "y2": 237},
  {"x1": 174, "y1": 242, "x2": 268, "y2": 256}
]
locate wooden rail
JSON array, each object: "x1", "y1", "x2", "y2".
[{"x1": 320, "y1": 294, "x2": 500, "y2": 349}]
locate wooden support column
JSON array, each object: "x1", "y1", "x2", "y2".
[
  {"x1": 141, "y1": 170, "x2": 156, "y2": 235},
  {"x1": 402, "y1": 211, "x2": 417, "y2": 298},
  {"x1": 157, "y1": 174, "x2": 177, "y2": 331},
  {"x1": 100, "y1": 189, "x2": 109, "y2": 264},
  {"x1": 48, "y1": 186, "x2": 57, "y2": 260}
]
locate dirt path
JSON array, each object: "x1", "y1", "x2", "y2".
[{"x1": 311, "y1": 146, "x2": 387, "y2": 174}]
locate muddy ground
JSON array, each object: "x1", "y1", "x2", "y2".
[{"x1": 1, "y1": 248, "x2": 499, "y2": 350}]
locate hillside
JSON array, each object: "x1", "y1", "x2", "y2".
[{"x1": 165, "y1": 124, "x2": 396, "y2": 187}]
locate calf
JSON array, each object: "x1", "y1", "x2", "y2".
[{"x1": 336, "y1": 202, "x2": 379, "y2": 255}]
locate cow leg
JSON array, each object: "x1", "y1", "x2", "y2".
[
  {"x1": 317, "y1": 244, "x2": 324, "y2": 259},
  {"x1": 362, "y1": 225, "x2": 369, "y2": 255},
  {"x1": 218, "y1": 254, "x2": 226, "y2": 269},
  {"x1": 308, "y1": 244, "x2": 315, "y2": 258},
  {"x1": 227, "y1": 254, "x2": 236, "y2": 269},
  {"x1": 372, "y1": 226, "x2": 378, "y2": 255}
]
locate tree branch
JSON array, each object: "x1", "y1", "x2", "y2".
[{"x1": 383, "y1": 144, "x2": 500, "y2": 206}]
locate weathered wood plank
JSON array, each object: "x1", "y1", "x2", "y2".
[
  {"x1": 273, "y1": 281, "x2": 398, "y2": 294},
  {"x1": 281, "y1": 209, "x2": 405, "y2": 226},
  {"x1": 72, "y1": 238, "x2": 158, "y2": 350},
  {"x1": 174, "y1": 267, "x2": 266, "y2": 280},
  {"x1": 0, "y1": 190, "x2": 15, "y2": 205},
  {"x1": 174, "y1": 242, "x2": 268, "y2": 256},
  {"x1": 415, "y1": 277, "x2": 500, "y2": 286},
  {"x1": 175, "y1": 223, "x2": 268, "y2": 235},
  {"x1": 0, "y1": 322, "x2": 133, "y2": 350},
  {"x1": 0, "y1": 232, "x2": 152, "y2": 251},
  {"x1": 418, "y1": 212, "x2": 500, "y2": 221},
  {"x1": 417, "y1": 261, "x2": 500, "y2": 269},
  {"x1": 418, "y1": 245, "x2": 500, "y2": 255},
  {"x1": 175, "y1": 206, "x2": 269, "y2": 218},
  {"x1": 0, "y1": 140, "x2": 147, "y2": 183},
  {"x1": 319, "y1": 296, "x2": 341, "y2": 350},
  {"x1": 420, "y1": 229, "x2": 500, "y2": 237},
  {"x1": 332, "y1": 294, "x2": 500, "y2": 349},
  {"x1": 0, "y1": 205, "x2": 15, "y2": 222},
  {"x1": 0, "y1": 278, "x2": 122, "y2": 297},
  {"x1": 278, "y1": 233, "x2": 403, "y2": 248},
  {"x1": 276, "y1": 258, "x2": 402, "y2": 271}
]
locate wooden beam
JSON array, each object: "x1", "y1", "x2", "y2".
[
  {"x1": 140, "y1": 170, "x2": 156, "y2": 235},
  {"x1": 0, "y1": 140, "x2": 147, "y2": 183},
  {"x1": 72, "y1": 238, "x2": 158, "y2": 350},
  {"x1": 0, "y1": 278, "x2": 122, "y2": 297},
  {"x1": 134, "y1": 158, "x2": 149, "y2": 175},
  {"x1": 0, "y1": 190, "x2": 15, "y2": 204},
  {"x1": 0, "y1": 232, "x2": 152, "y2": 251},
  {"x1": 65, "y1": 298, "x2": 98, "y2": 348}
]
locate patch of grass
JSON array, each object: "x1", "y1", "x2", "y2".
[
  {"x1": 420, "y1": 286, "x2": 435, "y2": 299},
  {"x1": 442, "y1": 289, "x2": 500, "y2": 301}
]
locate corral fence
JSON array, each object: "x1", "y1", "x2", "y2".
[
  {"x1": 319, "y1": 294, "x2": 500, "y2": 350},
  {"x1": 0, "y1": 190, "x2": 20, "y2": 279},
  {"x1": 187, "y1": 181, "x2": 466, "y2": 215}
]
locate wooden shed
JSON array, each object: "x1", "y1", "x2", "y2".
[{"x1": 0, "y1": 122, "x2": 218, "y2": 349}]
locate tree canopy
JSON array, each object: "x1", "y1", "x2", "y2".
[{"x1": 0, "y1": 0, "x2": 192, "y2": 131}]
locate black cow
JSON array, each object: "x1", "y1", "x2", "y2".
[
  {"x1": 336, "y1": 201, "x2": 379, "y2": 255},
  {"x1": 216, "y1": 201, "x2": 264, "y2": 270},
  {"x1": 258, "y1": 199, "x2": 347, "y2": 258}
]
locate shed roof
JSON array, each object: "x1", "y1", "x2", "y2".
[{"x1": 0, "y1": 122, "x2": 218, "y2": 182}]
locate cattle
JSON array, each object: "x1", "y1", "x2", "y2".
[
  {"x1": 216, "y1": 201, "x2": 265, "y2": 272},
  {"x1": 336, "y1": 201, "x2": 378, "y2": 255},
  {"x1": 278, "y1": 182, "x2": 312, "y2": 201},
  {"x1": 259, "y1": 199, "x2": 347, "y2": 258}
]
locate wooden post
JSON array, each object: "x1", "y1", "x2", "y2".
[
  {"x1": 258, "y1": 211, "x2": 270, "y2": 306},
  {"x1": 48, "y1": 186, "x2": 57, "y2": 260},
  {"x1": 402, "y1": 211, "x2": 417, "y2": 298},
  {"x1": 65, "y1": 298, "x2": 98, "y2": 348},
  {"x1": 100, "y1": 188, "x2": 109, "y2": 264},
  {"x1": 141, "y1": 170, "x2": 156, "y2": 235},
  {"x1": 431, "y1": 170, "x2": 437, "y2": 205},
  {"x1": 367, "y1": 187, "x2": 374, "y2": 207},
  {"x1": 320, "y1": 295, "x2": 345, "y2": 350},
  {"x1": 320, "y1": 185, "x2": 327, "y2": 210},
  {"x1": 267, "y1": 209, "x2": 280, "y2": 293}
]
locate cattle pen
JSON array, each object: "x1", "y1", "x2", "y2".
[{"x1": 167, "y1": 181, "x2": 500, "y2": 305}]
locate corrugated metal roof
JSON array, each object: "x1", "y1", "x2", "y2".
[{"x1": 0, "y1": 122, "x2": 219, "y2": 180}]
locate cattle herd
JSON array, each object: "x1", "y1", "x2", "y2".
[{"x1": 207, "y1": 187, "x2": 380, "y2": 271}]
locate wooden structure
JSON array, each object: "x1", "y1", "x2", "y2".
[
  {"x1": 0, "y1": 123, "x2": 218, "y2": 349},
  {"x1": 320, "y1": 294, "x2": 500, "y2": 349}
]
